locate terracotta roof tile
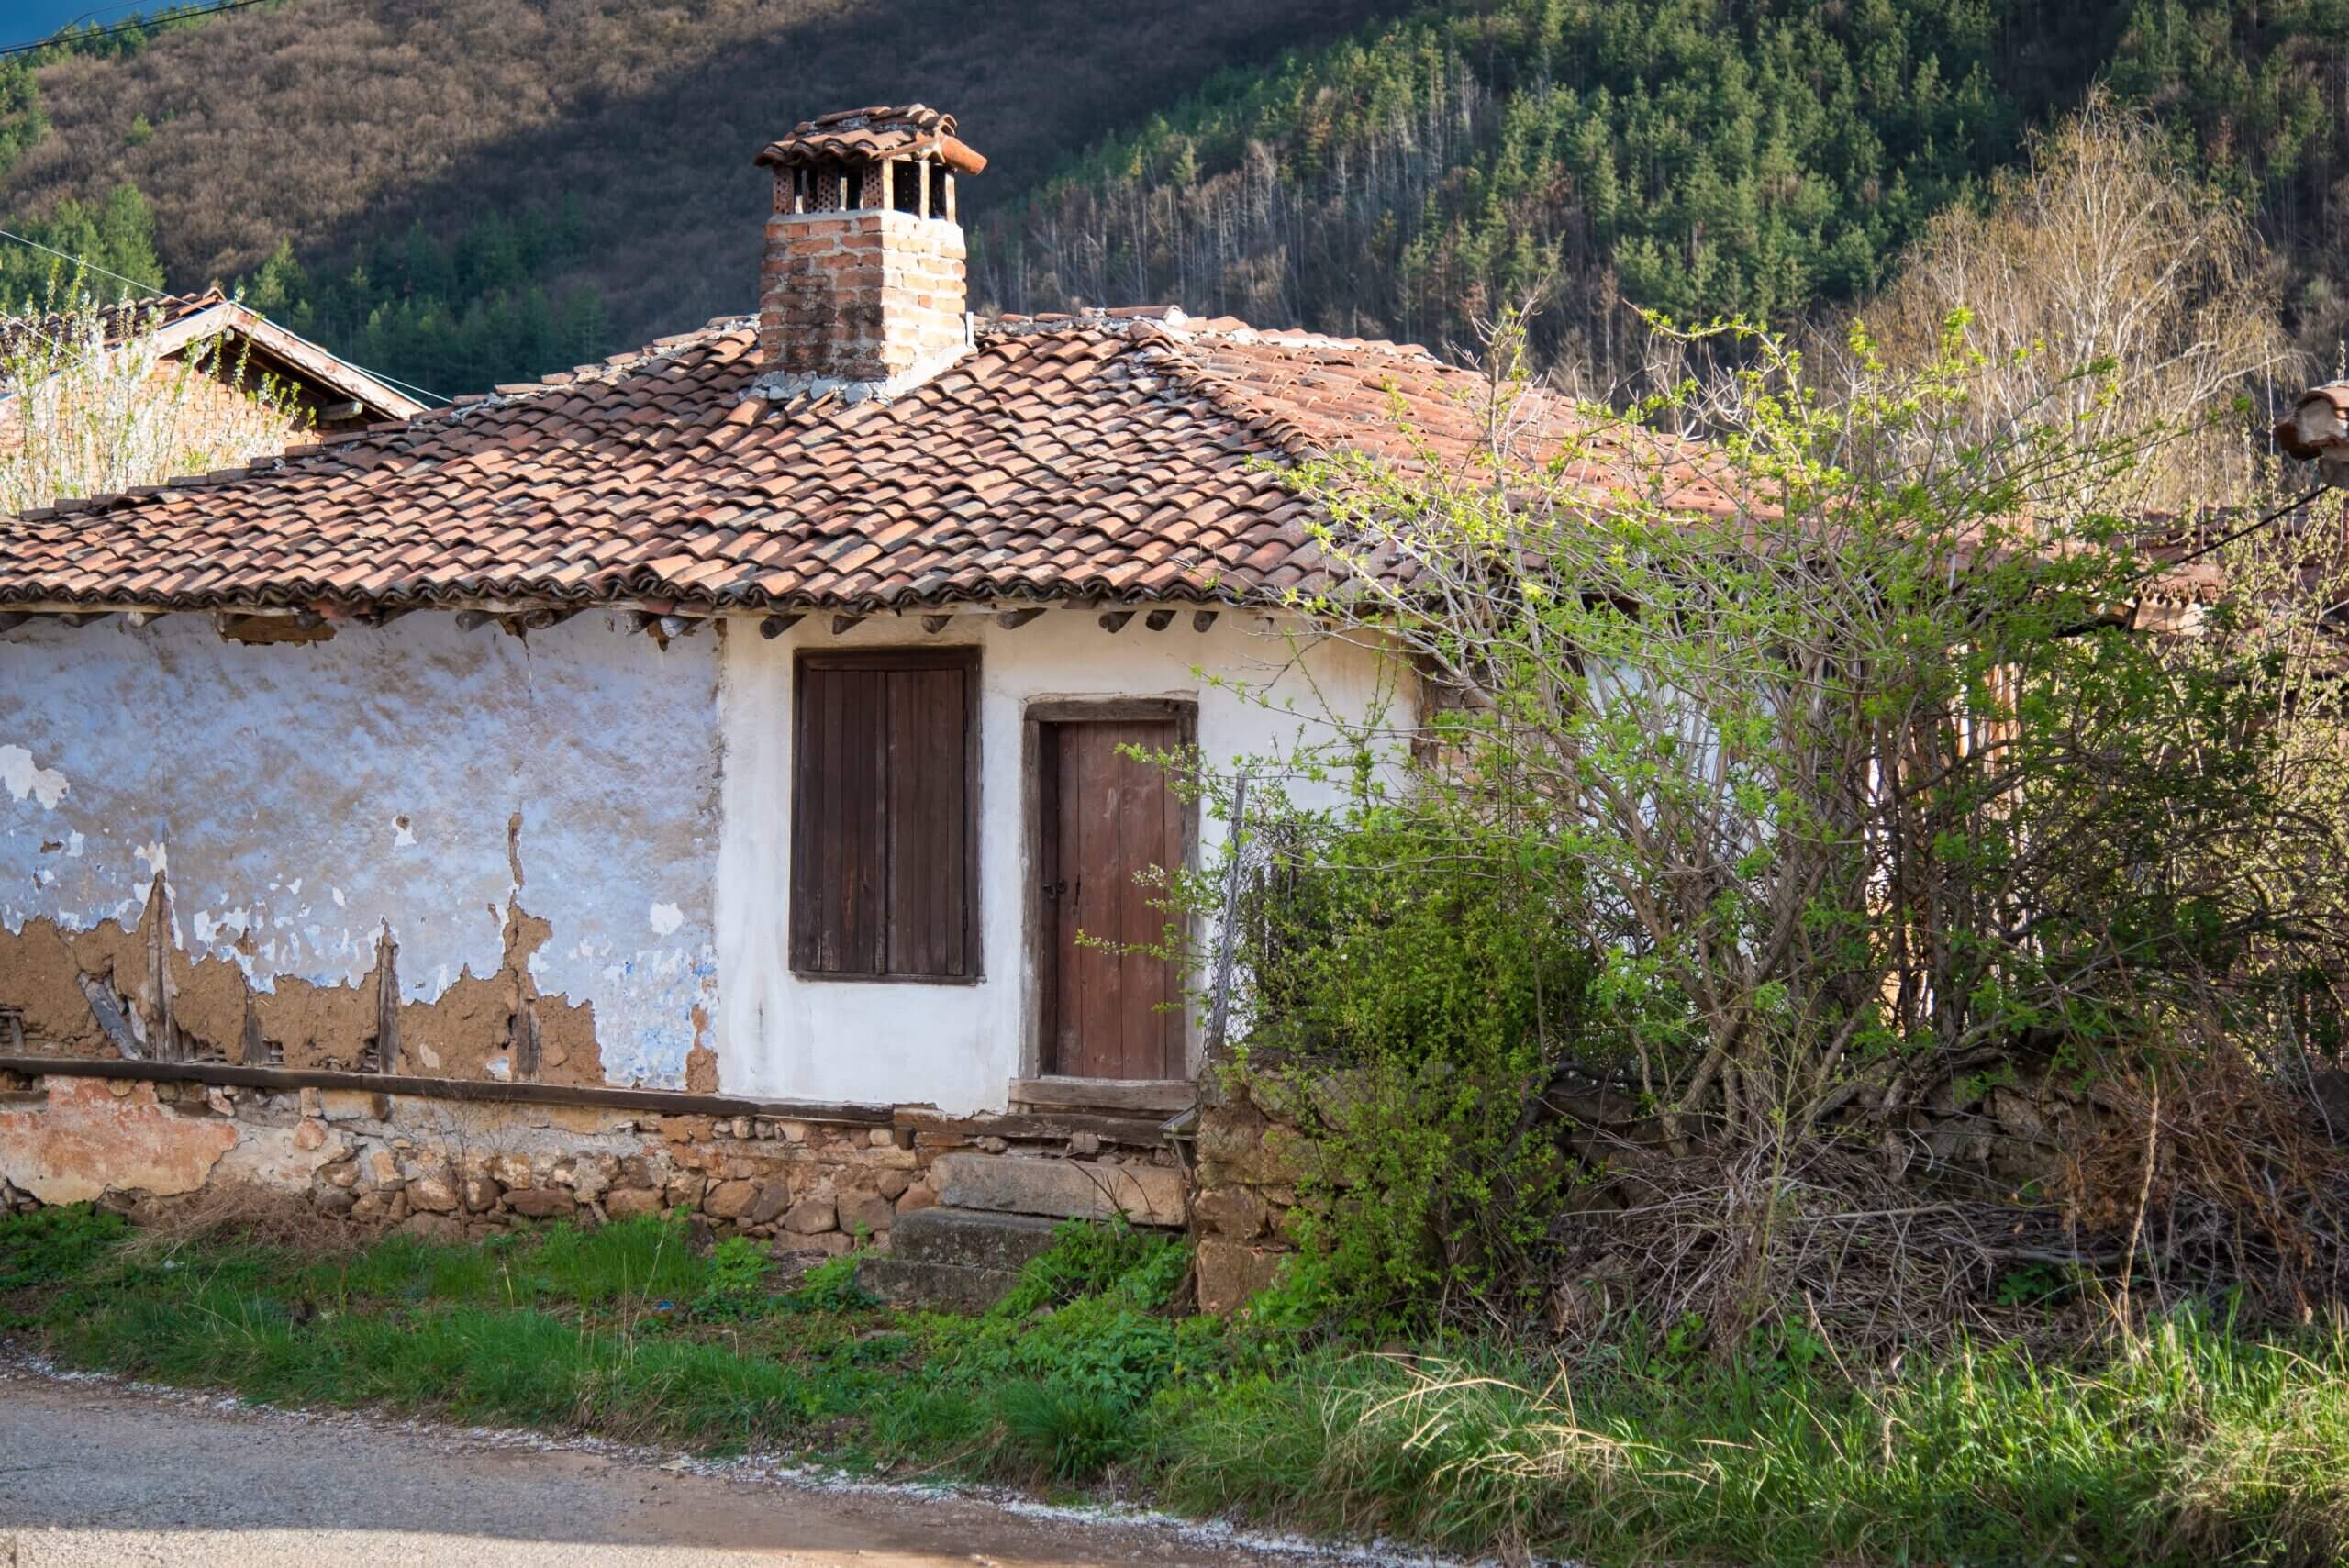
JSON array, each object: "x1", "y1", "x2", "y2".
[{"x1": 0, "y1": 311, "x2": 1692, "y2": 614}]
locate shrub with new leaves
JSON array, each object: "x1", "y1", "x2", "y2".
[
  {"x1": 1211, "y1": 306, "x2": 2349, "y2": 1331},
  {"x1": 0, "y1": 277, "x2": 306, "y2": 515}
]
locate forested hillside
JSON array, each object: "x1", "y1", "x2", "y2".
[
  {"x1": 975, "y1": 1, "x2": 2349, "y2": 376},
  {"x1": 6, "y1": 0, "x2": 2349, "y2": 392},
  {"x1": 0, "y1": 0, "x2": 1407, "y2": 395}
]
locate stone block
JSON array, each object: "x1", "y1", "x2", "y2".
[
  {"x1": 1194, "y1": 1184, "x2": 1268, "y2": 1240},
  {"x1": 744, "y1": 1179, "x2": 793, "y2": 1227},
  {"x1": 406, "y1": 1173, "x2": 459, "y2": 1214},
  {"x1": 506, "y1": 1187, "x2": 578, "y2": 1221},
  {"x1": 604, "y1": 1187, "x2": 666, "y2": 1221},
  {"x1": 896, "y1": 1181, "x2": 940, "y2": 1215},
  {"x1": 782, "y1": 1195, "x2": 837, "y2": 1234},
  {"x1": 874, "y1": 1168, "x2": 911, "y2": 1200},
  {"x1": 703, "y1": 1179, "x2": 757, "y2": 1219},
  {"x1": 837, "y1": 1192, "x2": 895, "y2": 1238},
  {"x1": 930, "y1": 1153, "x2": 1184, "y2": 1228},
  {"x1": 319, "y1": 1090, "x2": 389, "y2": 1124},
  {"x1": 855, "y1": 1254, "x2": 1023, "y2": 1313},
  {"x1": 772, "y1": 1230, "x2": 854, "y2": 1257},
  {"x1": 1196, "y1": 1238, "x2": 1288, "y2": 1316},
  {"x1": 664, "y1": 1173, "x2": 707, "y2": 1209},
  {"x1": 889, "y1": 1207, "x2": 1063, "y2": 1273}
]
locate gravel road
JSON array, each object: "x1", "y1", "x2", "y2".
[{"x1": 0, "y1": 1361, "x2": 1334, "y2": 1567}]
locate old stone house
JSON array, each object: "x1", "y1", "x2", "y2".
[{"x1": 0, "y1": 106, "x2": 1575, "y2": 1305}]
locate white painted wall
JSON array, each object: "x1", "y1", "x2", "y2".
[
  {"x1": 715, "y1": 610, "x2": 1397, "y2": 1113},
  {"x1": 0, "y1": 612, "x2": 721, "y2": 1086},
  {"x1": 2, "y1": 606, "x2": 1397, "y2": 1111}
]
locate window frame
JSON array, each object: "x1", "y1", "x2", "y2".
[{"x1": 788, "y1": 644, "x2": 983, "y2": 984}]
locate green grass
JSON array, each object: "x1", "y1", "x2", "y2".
[{"x1": 8, "y1": 1203, "x2": 2349, "y2": 1565}]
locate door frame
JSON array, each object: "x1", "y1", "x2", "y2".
[{"x1": 1019, "y1": 695, "x2": 1200, "y2": 1083}]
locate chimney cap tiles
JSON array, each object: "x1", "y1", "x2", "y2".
[{"x1": 754, "y1": 105, "x2": 987, "y2": 176}]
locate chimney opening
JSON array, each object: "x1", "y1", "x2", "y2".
[{"x1": 890, "y1": 158, "x2": 925, "y2": 217}]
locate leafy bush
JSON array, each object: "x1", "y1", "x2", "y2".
[
  {"x1": 689, "y1": 1233, "x2": 773, "y2": 1321},
  {"x1": 993, "y1": 1215, "x2": 1188, "y2": 1318},
  {"x1": 1211, "y1": 795, "x2": 1593, "y2": 1326}
]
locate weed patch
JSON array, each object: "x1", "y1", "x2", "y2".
[{"x1": 11, "y1": 1206, "x2": 2349, "y2": 1565}]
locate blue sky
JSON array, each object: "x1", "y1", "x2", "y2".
[{"x1": 0, "y1": 4, "x2": 164, "y2": 49}]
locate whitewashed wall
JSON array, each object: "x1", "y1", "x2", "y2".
[
  {"x1": 720, "y1": 611, "x2": 1393, "y2": 1113},
  {"x1": 1, "y1": 607, "x2": 1395, "y2": 1112},
  {"x1": 0, "y1": 612, "x2": 721, "y2": 1086}
]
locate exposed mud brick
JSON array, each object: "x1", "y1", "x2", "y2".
[
  {"x1": 930, "y1": 1152, "x2": 1184, "y2": 1228},
  {"x1": 1196, "y1": 1237, "x2": 1288, "y2": 1315}
]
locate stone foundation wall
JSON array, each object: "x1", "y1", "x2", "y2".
[
  {"x1": 0, "y1": 1067, "x2": 1182, "y2": 1254},
  {"x1": 1188, "y1": 1073, "x2": 1313, "y2": 1314},
  {"x1": 1184, "y1": 1055, "x2": 2140, "y2": 1316}
]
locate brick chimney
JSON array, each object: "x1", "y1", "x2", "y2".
[{"x1": 752, "y1": 106, "x2": 986, "y2": 395}]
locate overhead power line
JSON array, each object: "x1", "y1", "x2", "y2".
[
  {"x1": 0, "y1": 227, "x2": 451, "y2": 407},
  {"x1": 0, "y1": 223, "x2": 161, "y2": 296},
  {"x1": 1, "y1": 0, "x2": 278, "y2": 61}
]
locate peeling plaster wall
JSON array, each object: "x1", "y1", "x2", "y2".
[
  {"x1": 717, "y1": 612, "x2": 1398, "y2": 1115},
  {"x1": 0, "y1": 612, "x2": 719, "y2": 1086}
]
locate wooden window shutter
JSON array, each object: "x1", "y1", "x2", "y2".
[{"x1": 791, "y1": 649, "x2": 978, "y2": 980}]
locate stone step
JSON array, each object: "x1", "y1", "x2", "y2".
[
  {"x1": 856, "y1": 1254, "x2": 1026, "y2": 1314},
  {"x1": 889, "y1": 1206, "x2": 1066, "y2": 1272},
  {"x1": 929, "y1": 1151, "x2": 1186, "y2": 1228}
]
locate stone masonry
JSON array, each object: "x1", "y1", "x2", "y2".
[{"x1": 0, "y1": 1067, "x2": 1182, "y2": 1258}]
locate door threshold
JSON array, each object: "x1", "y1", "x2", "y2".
[{"x1": 1008, "y1": 1075, "x2": 1195, "y2": 1116}]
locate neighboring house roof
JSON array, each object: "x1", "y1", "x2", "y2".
[
  {"x1": 0, "y1": 289, "x2": 423, "y2": 426},
  {"x1": 0, "y1": 309, "x2": 1709, "y2": 615}
]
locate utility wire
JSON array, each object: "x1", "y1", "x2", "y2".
[
  {"x1": 0, "y1": 224, "x2": 161, "y2": 297},
  {"x1": 1, "y1": 0, "x2": 276, "y2": 59},
  {"x1": 0, "y1": 226, "x2": 452, "y2": 406},
  {"x1": 0, "y1": 4, "x2": 451, "y2": 408}
]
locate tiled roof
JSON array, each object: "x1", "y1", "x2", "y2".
[
  {"x1": 755, "y1": 106, "x2": 986, "y2": 176},
  {"x1": 0, "y1": 288, "x2": 222, "y2": 360},
  {"x1": 0, "y1": 311, "x2": 1713, "y2": 614}
]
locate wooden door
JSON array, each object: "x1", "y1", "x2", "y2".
[{"x1": 1037, "y1": 716, "x2": 1186, "y2": 1078}]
